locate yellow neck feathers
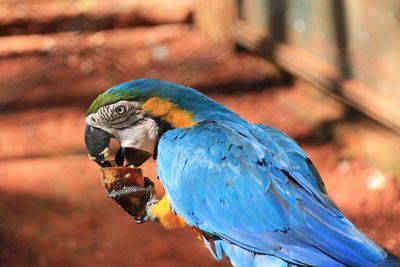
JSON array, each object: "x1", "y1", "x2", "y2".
[
  {"x1": 143, "y1": 97, "x2": 193, "y2": 229},
  {"x1": 151, "y1": 195, "x2": 186, "y2": 229},
  {"x1": 143, "y1": 97, "x2": 195, "y2": 128}
]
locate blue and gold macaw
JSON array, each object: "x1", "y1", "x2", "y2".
[{"x1": 84, "y1": 78, "x2": 399, "y2": 267}]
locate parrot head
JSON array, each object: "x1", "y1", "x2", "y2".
[
  {"x1": 85, "y1": 78, "x2": 227, "y2": 167},
  {"x1": 84, "y1": 97, "x2": 156, "y2": 167}
]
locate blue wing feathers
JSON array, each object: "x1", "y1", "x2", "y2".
[
  {"x1": 108, "y1": 79, "x2": 396, "y2": 266},
  {"x1": 157, "y1": 120, "x2": 389, "y2": 266}
]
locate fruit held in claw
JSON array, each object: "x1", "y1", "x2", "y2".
[{"x1": 100, "y1": 167, "x2": 153, "y2": 222}]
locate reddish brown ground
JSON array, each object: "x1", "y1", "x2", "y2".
[{"x1": 0, "y1": 27, "x2": 399, "y2": 267}]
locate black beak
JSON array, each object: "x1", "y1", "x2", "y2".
[
  {"x1": 85, "y1": 124, "x2": 152, "y2": 167},
  {"x1": 85, "y1": 124, "x2": 112, "y2": 167},
  {"x1": 122, "y1": 147, "x2": 152, "y2": 167}
]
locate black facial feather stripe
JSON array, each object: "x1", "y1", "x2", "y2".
[
  {"x1": 110, "y1": 110, "x2": 149, "y2": 130},
  {"x1": 112, "y1": 116, "x2": 148, "y2": 130},
  {"x1": 99, "y1": 107, "x2": 108, "y2": 121},
  {"x1": 110, "y1": 108, "x2": 141, "y2": 126}
]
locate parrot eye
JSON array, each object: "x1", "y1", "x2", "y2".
[{"x1": 115, "y1": 105, "x2": 127, "y2": 115}]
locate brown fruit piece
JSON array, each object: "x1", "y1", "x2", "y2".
[
  {"x1": 100, "y1": 166, "x2": 153, "y2": 223},
  {"x1": 101, "y1": 167, "x2": 144, "y2": 192}
]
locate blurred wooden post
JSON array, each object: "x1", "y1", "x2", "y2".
[
  {"x1": 193, "y1": 0, "x2": 237, "y2": 52},
  {"x1": 234, "y1": 22, "x2": 400, "y2": 134}
]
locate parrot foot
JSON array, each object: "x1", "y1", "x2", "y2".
[
  {"x1": 106, "y1": 177, "x2": 158, "y2": 224},
  {"x1": 106, "y1": 176, "x2": 155, "y2": 200},
  {"x1": 132, "y1": 178, "x2": 159, "y2": 224},
  {"x1": 141, "y1": 196, "x2": 160, "y2": 223},
  {"x1": 107, "y1": 186, "x2": 150, "y2": 199}
]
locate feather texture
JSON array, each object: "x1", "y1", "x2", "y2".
[
  {"x1": 157, "y1": 120, "x2": 390, "y2": 266},
  {"x1": 89, "y1": 79, "x2": 399, "y2": 266}
]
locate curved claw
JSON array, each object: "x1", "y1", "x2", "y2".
[
  {"x1": 106, "y1": 177, "x2": 157, "y2": 223},
  {"x1": 140, "y1": 195, "x2": 160, "y2": 223},
  {"x1": 107, "y1": 186, "x2": 151, "y2": 200}
]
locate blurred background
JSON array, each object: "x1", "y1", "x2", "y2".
[{"x1": 0, "y1": 0, "x2": 399, "y2": 266}]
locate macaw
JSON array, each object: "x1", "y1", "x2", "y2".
[{"x1": 84, "y1": 78, "x2": 399, "y2": 267}]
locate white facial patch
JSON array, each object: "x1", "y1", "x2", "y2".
[{"x1": 115, "y1": 117, "x2": 159, "y2": 155}]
